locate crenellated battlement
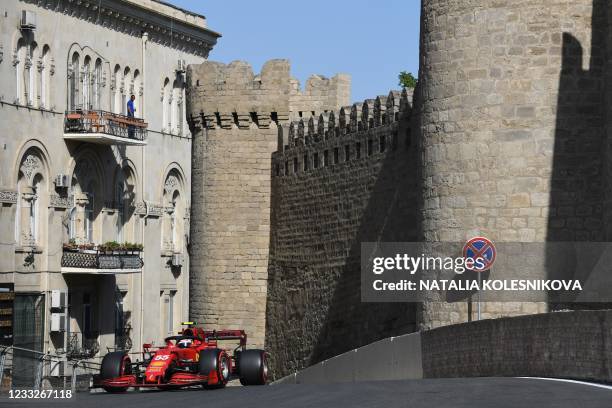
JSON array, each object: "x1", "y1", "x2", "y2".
[
  {"x1": 186, "y1": 59, "x2": 351, "y2": 131},
  {"x1": 275, "y1": 88, "x2": 412, "y2": 157},
  {"x1": 289, "y1": 74, "x2": 351, "y2": 121},
  {"x1": 272, "y1": 88, "x2": 413, "y2": 179}
]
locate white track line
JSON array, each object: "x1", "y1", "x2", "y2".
[{"x1": 517, "y1": 377, "x2": 612, "y2": 391}]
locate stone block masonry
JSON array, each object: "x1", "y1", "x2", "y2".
[
  {"x1": 422, "y1": 310, "x2": 612, "y2": 382},
  {"x1": 186, "y1": 0, "x2": 612, "y2": 378},
  {"x1": 186, "y1": 60, "x2": 350, "y2": 348},
  {"x1": 418, "y1": 0, "x2": 604, "y2": 244},
  {"x1": 266, "y1": 89, "x2": 419, "y2": 378},
  {"x1": 416, "y1": 0, "x2": 612, "y2": 328}
]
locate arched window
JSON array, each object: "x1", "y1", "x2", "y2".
[
  {"x1": 40, "y1": 45, "x2": 51, "y2": 109},
  {"x1": 162, "y1": 171, "x2": 184, "y2": 253},
  {"x1": 171, "y1": 79, "x2": 179, "y2": 134},
  {"x1": 133, "y1": 70, "x2": 140, "y2": 117},
  {"x1": 122, "y1": 67, "x2": 131, "y2": 115},
  {"x1": 115, "y1": 185, "x2": 124, "y2": 242},
  {"x1": 171, "y1": 191, "x2": 181, "y2": 248},
  {"x1": 162, "y1": 78, "x2": 170, "y2": 132},
  {"x1": 15, "y1": 38, "x2": 26, "y2": 104},
  {"x1": 171, "y1": 77, "x2": 185, "y2": 135},
  {"x1": 177, "y1": 89, "x2": 184, "y2": 135},
  {"x1": 27, "y1": 42, "x2": 37, "y2": 107},
  {"x1": 113, "y1": 64, "x2": 121, "y2": 114},
  {"x1": 115, "y1": 167, "x2": 136, "y2": 243},
  {"x1": 31, "y1": 174, "x2": 42, "y2": 242},
  {"x1": 68, "y1": 206, "x2": 76, "y2": 240},
  {"x1": 93, "y1": 59, "x2": 102, "y2": 110},
  {"x1": 71, "y1": 158, "x2": 101, "y2": 245},
  {"x1": 85, "y1": 186, "x2": 95, "y2": 243},
  {"x1": 82, "y1": 56, "x2": 91, "y2": 110},
  {"x1": 16, "y1": 148, "x2": 48, "y2": 247},
  {"x1": 69, "y1": 52, "x2": 80, "y2": 110}
]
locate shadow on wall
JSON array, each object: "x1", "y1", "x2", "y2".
[
  {"x1": 309, "y1": 116, "x2": 419, "y2": 365},
  {"x1": 266, "y1": 98, "x2": 422, "y2": 378},
  {"x1": 545, "y1": 0, "x2": 612, "y2": 309}
]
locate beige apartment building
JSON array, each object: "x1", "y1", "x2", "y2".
[{"x1": 0, "y1": 0, "x2": 219, "y2": 377}]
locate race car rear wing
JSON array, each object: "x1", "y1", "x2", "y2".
[
  {"x1": 203, "y1": 330, "x2": 247, "y2": 348},
  {"x1": 176, "y1": 323, "x2": 248, "y2": 349}
]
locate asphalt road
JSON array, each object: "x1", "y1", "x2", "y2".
[{"x1": 1, "y1": 377, "x2": 611, "y2": 408}]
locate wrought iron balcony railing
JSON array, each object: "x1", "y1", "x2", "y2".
[
  {"x1": 66, "y1": 331, "x2": 100, "y2": 359},
  {"x1": 114, "y1": 333, "x2": 133, "y2": 352},
  {"x1": 61, "y1": 249, "x2": 143, "y2": 273},
  {"x1": 64, "y1": 110, "x2": 148, "y2": 145}
]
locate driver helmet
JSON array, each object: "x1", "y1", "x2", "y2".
[{"x1": 177, "y1": 338, "x2": 192, "y2": 348}]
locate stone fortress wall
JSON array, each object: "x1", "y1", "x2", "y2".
[
  {"x1": 266, "y1": 89, "x2": 419, "y2": 376},
  {"x1": 186, "y1": 60, "x2": 349, "y2": 348},
  {"x1": 187, "y1": 0, "x2": 612, "y2": 379}
]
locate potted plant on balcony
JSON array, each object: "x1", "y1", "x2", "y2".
[
  {"x1": 63, "y1": 238, "x2": 78, "y2": 252},
  {"x1": 124, "y1": 242, "x2": 144, "y2": 254},
  {"x1": 78, "y1": 242, "x2": 96, "y2": 253},
  {"x1": 99, "y1": 241, "x2": 121, "y2": 254}
]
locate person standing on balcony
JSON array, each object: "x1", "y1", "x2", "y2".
[{"x1": 127, "y1": 94, "x2": 136, "y2": 138}]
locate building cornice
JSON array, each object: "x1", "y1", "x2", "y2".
[{"x1": 23, "y1": 0, "x2": 220, "y2": 58}]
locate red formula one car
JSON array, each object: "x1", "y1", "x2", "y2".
[{"x1": 93, "y1": 323, "x2": 269, "y2": 392}]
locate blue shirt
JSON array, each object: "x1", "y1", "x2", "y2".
[{"x1": 127, "y1": 100, "x2": 135, "y2": 117}]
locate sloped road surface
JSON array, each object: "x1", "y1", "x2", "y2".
[{"x1": 2, "y1": 377, "x2": 612, "y2": 408}]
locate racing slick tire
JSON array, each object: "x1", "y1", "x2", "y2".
[
  {"x1": 100, "y1": 351, "x2": 132, "y2": 393},
  {"x1": 199, "y1": 348, "x2": 231, "y2": 388},
  {"x1": 238, "y1": 349, "x2": 268, "y2": 385}
]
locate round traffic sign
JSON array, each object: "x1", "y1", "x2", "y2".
[{"x1": 463, "y1": 237, "x2": 496, "y2": 272}]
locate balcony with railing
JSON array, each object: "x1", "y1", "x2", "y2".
[
  {"x1": 113, "y1": 328, "x2": 133, "y2": 352},
  {"x1": 61, "y1": 245, "x2": 143, "y2": 275},
  {"x1": 66, "y1": 331, "x2": 100, "y2": 360},
  {"x1": 63, "y1": 110, "x2": 147, "y2": 146}
]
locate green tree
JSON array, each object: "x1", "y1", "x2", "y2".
[{"x1": 398, "y1": 71, "x2": 417, "y2": 89}]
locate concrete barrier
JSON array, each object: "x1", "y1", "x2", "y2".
[
  {"x1": 274, "y1": 332, "x2": 422, "y2": 384},
  {"x1": 273, "y1": 311, "x2": 612, "y2": 385}
]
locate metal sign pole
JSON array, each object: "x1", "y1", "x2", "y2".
[
  {"x1": 477, "y1": 272, "x2": 481, "y2": 321},
  {"x1": 463, "y1": 237, "x2": 496, "y2": 323}
]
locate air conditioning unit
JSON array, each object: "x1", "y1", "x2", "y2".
[
  {"x1": 20, "y1": 10, "x2": 36, "y2": 30},
  {"x1": 176, "y1": 59, "x2": 186, "y2": 73},
  {"x1": 51, "y1": 290, "x2": 67, "y2": 309},
  {"x1": 50, "y1": 313, "x2": 66, "y2": 332},
  {"x1": 171, "y1": 254, "x2": 183, "y2": 267},
  {"x1": 54, "y1": 174, "x2": 69, "y2": 189}
]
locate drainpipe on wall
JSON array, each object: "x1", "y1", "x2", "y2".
[
  {"x1": 139, "y1": 31, "x2": 148, "y2": 352},
  {"x1": 141, "y1": 32, "x2": 148, "y2": 119}
]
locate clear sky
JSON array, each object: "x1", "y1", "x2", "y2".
[{"x1": 167, "y1": 0, "x2": 420, "y2": 103}]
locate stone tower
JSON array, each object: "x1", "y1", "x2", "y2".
[
  {"x1": 417, "y1": 0, "x2": 608, "y2": 328},
  {"x1": 186, "y1": 60, "x2": 349, "y2": 347}
]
